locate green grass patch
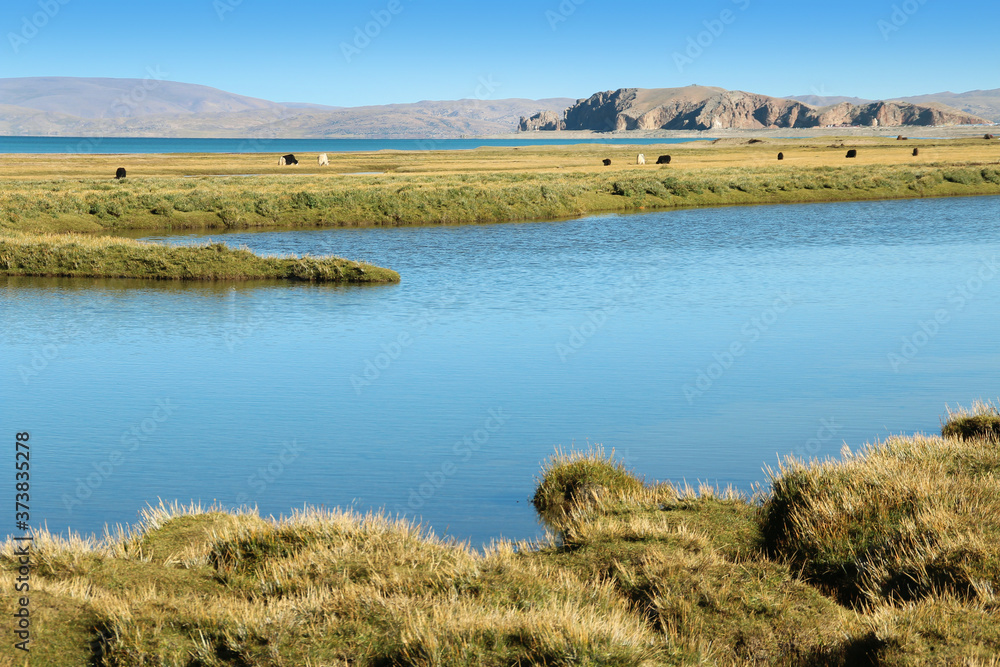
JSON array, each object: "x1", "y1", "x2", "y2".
[{"x1": 0, "y1": 232, "x2": 399, "y2": 282}]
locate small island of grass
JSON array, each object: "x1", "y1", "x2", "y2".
[
  {"x1": 4, "y1": 401, "x2": 1000, "y2": 665},
  {"x1": 0, "y1": 232, "x2": 399, "y2": 282}
]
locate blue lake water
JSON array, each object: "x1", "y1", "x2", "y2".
[
  {"x1": 0, "y1": 136, "x2": 706, "y2": 154},
  {"x1": 3, "y1": 195, "x2": 999, "y2": 546}
]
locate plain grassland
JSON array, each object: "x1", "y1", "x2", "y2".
[
  {"x1": 2, "y1": 136, "x2": 1000, "y2": 235},
  {"x1": 3, "y1": 402, "x2": 1000, "y2": 666}
]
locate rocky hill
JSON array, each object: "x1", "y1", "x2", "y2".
[{"x1": 521, "y1": 86, "x2": 991, "y2": 131}]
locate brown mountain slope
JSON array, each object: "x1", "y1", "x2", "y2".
[
  {"x1": 522, "y1": 87, "x2": 991, "y2": 131},
  {"x1": 0, "y1": 98, "x2": 576, "y2": 139},
  {"x1": 0, "y1": 76, "x2": 574, "y2": 137},
  {"x1": 0, "y1": 77, "x2": 573, "y2": 137},
  {"x1": 0, "y1": 77, "x2": 285, "y2": 118}
]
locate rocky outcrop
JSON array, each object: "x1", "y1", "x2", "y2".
[
  {"x1": 562, "y1": 89, "x2": 640, "y2": 131},
  {"x1": 816, "y1": 101, "x2": 976, "y2": 127},
  {"x1": 518, "y1": 110, "x2": 565, "y2": 131},
  {"x1": 521, "y1": 86, "x2": 991, "y2": 132}
]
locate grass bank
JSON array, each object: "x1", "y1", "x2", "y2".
[
  {"x1": 0, "y1": 231, "x2": 399, "y2": 282},
  {"x1": 4, "y1": 401, "x2": 1000, "y2": 665},
  {"x1": 3, "y1": 137, "x2": 999, "y2": 234}
]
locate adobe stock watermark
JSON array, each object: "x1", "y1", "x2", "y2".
[
  {"x1": 62, "y1": 399, "x2": 179, "y2": 513},
  {"x1": 341, "y1": 0, "x2": 405, "y2": 63},
  {"x1": 236, "y1": 110, "x2": 298, "y2": 153},
  {"x1": 673, "y1": 0, "x2": 751, "y2": 73},
  {"x1": 351, "y1": 294, "x2": 456, "y2": 394},
  {"x1": 17, "y1": 325, "x2": 81, "y2": 385},
  {"x1": 7, "y1": 0, "x2": 71, "y2": 54},
  {"x1": 234, "y1": 440, "x2": 304, "y2": 506},
  {"x1": 556, "y1": 269, "x2": 650, "y2": 362},
  {"x1": 224, "y1": 299, "x2": 274, "y2": 352},
  {"x1": 683, "y1": 291, "x2": 795, "y2": 404},
  {"x1": 792, "y1": 417, "x2": 843, "y2": 460},
  {"x1": 399, "y1": 407, "x2": 509, "y2": 513},
  {"x1": 878, "y1": 0, "x2": 930, "y2": 40},
  {"x1": 888, "y1": 255, "x2": 998, "y2": 372},
  {"x1": 546, "y1": 0, "x2": 585, "y2": 31},
  {"x1": 213, "y1": 0, "x2": 243, "y2": 21},
  {"x1": 411, "y1": 75, "x2": 501, "y2": 151},
  {"x1": 69, "y1": 67, "x2": 168, "y2": 154}
]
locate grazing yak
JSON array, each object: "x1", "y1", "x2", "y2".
[
  {"x1": 777, "y1": 152, "x2": 784, "y2": 161},
  {"x1": 913, "y1": 148, "x2": 919, "y2": 156},
  {"x1": 279, "y1": 154, "x2": 299, "y2": 166},
  {"x1": 115, "y1": 167, "x2": 126, "y2": 179},
  {"x1": 637, "y1": 153, "x2": 645, "y2": 165},
  {"x1": 656, "y1": 155, "x2": 671, "y2": 165},
  {"x1": 602, "y1": 158, "x2": 612, "y2": 166},
  {"x1": 318, "y1": 153, "x2": 329, "y2": 166},
  {"x1": 846, "y1": 149, "x2": 858, "y2": 158}
]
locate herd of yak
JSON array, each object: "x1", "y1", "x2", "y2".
[{"x1": 111, "y1": 136, "x2": 997, "y2": 179}]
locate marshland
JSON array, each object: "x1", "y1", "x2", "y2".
[{"x1": 4, "y1": 137, "x2": 1000, "y2": 665}]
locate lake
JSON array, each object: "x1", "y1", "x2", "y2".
[
  {"x1": 3, "y1": 195, "x2": 999, "y2": 546},
  {"x1": 0, "y1": 136, "x2": 706, "y2": 155}
]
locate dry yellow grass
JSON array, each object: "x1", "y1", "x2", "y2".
[
  {"x1": 1, "y1": 137, "x2": 998, "y2": 180},
  {"x1": 4, "y1": 404, "x2": 1000, "y2": 665}
]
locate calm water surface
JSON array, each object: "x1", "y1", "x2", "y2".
[{"x1": 3, "y1": 196, "x2": 999, "y2": 545}]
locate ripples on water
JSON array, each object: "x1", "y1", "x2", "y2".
[{"x1": 3, "y1": 196, "x2": 999, "y2": 545}]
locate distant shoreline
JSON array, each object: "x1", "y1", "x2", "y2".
[
  {"x1": 1, "y1": 123, "x2": 994, "y2": 150},
  {"x1": 0, "y1": 135, "x2": 706, "y2": 155}
]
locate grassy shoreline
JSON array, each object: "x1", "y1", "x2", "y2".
[
  {"x1": 4, "y1": 401, "x2": 1000, "y2": 665},
  {"x1": 0, "y1": 231, "x2": 400, "y2": 282},
  {"x1": 3, "y1": 137, "x2": 999, "y2": 235}
]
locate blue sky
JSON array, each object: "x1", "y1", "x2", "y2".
[{"x1": 1, "y1": 0, "x2": 994, "y2": 106}]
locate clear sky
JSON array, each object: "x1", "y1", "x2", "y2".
[{"x1": 1, "y1": 0, "x2": 995, "y2": 106}]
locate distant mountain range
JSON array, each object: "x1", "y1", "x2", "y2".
[
  {"x1": 0, "y1": 77, "x2": 996, "y2": 138},
  {"x1": 520, "y1": 86, "x2": 996, "y2": 132},
  {"x1": 0, "y1": 77, "x2": 573, "y2": 138}
]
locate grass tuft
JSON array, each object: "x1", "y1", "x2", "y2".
[
  {"x1": 531, "y1": 446, "x2": 646, "y2": 530},
  {"x1": 942, "y1": 400, "x2": 1000, "y2": 440}
]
